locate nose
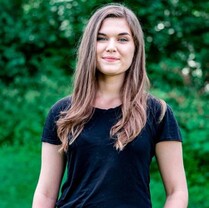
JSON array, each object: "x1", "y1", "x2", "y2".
[{"x1": 106, "y1": 39, "x2": 116, "y2": 52}]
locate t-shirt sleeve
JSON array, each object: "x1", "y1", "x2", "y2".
[
  {"x1": 156, "y1": 105, "x2": 182, "y2": 143},
  {"x1": 41, "y1": 97, "x2": 71, "y2": 145}
]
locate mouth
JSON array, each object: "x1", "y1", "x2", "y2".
[{"x1": 102, "y1": 57, "x2": 120, "y2": 62}]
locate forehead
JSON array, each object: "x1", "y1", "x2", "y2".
[{"x1": 98, "y1": 18, "x2": 132, "y2": 34}]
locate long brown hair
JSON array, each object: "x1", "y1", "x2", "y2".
[{"x1": 57, "y1": 3, "x2": 160, "y2": 151}]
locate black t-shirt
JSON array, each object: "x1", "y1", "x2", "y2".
[{"x1": 41, "y1": 96, "x2": 182, "y2": 208}]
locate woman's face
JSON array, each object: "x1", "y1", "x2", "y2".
[{"x1": 96, "y1": 18, "x2": 135, "y2": 78}]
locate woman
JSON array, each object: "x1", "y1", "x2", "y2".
[{"x1": 33, "y1": 3, "x2": 188, "y2": 208}]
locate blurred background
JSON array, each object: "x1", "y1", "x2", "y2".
[{"x1": 0, "y1": 0, "x2": 208, "y2": 207}]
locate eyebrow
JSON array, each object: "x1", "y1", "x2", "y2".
[{"x1": 98, "y1": 32, "x2": 131, "y2": 36}]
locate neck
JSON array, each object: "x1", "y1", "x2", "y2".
[{"x1": 94, "y1": 74, "x2": 124, "y2": 109}]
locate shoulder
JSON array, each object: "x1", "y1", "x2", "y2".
[
  {"x1": 146, "y1": 94, "x2": 179, "y2": 126},
  {"x1": 41, "y1": 96, "x2": 71, "y2": 145},
  {"x1": 50, "y1": 96, "x2": 72, "y2": 115},
  {"x1": 147, "y1": 94, "x2": 166, "y2": 120},
  {"x1": 147, "y1": 94, "x2": 162, "y2": 109},
  {"x1": 146, "y1": 95, "x2": 182, "y2": 142},
  {"x1": 147, "y1": 94, "x2": 178, "y2": 126},
  {"x1": 46, "y1": 96, "x2": 72, "y2": 123}
]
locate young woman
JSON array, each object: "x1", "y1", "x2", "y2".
[{"x1": 33, "y1": 3, "x2": 188, "y2": 208}]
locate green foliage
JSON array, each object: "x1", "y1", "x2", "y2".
[
  {"x1": 0, "y1": 0, "x2": 209, "y2": 207},
  {"x1": 0, "y1": 144, "x2": 40, "y2": 207},
  {"x1": 0, "y1": 70, "x2": 71, "y2": 145},
  {"x1": 156, "y1": 89, "x2": 209, "y2": 208},
  {"x1": 126, "y1": 0, "x2": 209, "y2": 93}
]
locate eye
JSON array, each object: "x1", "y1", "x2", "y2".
[
  {"x1": 97, "y1": 36, "x2": 108, "y2": 41},
  {"x1": 118, "y1": 37, "x2": 128, "y2": 42}
]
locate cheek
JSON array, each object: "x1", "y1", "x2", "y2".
[
  {"x1": 127, "y1": 48, "x2": 135, "y2": 62},
  {"x1": 96, "y1": 46, "x2": 99, "y2": 59},
  {"x1": 96, "y1": 44, "x2": 103, "y2": 55},
  {"x1": 96, "y1": 47, "x2": 101, "y2": 63}
]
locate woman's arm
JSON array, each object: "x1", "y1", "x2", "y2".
[
  {"x1": 155, "y1": 141, "x2": 188, "y2": 208},
  {"x1": 32, "y1": 142, "x2": 66, "y2": 208}
]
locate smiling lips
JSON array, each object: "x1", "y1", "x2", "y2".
[{"x1": 102, "y1": 56, "x2": 120, "y2": 62}]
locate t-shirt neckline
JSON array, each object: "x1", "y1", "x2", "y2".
[{"x1": 93, "y1": 105, "x2": 121, "y2": 113}]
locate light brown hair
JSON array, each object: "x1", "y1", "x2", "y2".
[{"x1": 57, "y1": 3, "x2": 163, "y2": 151}]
